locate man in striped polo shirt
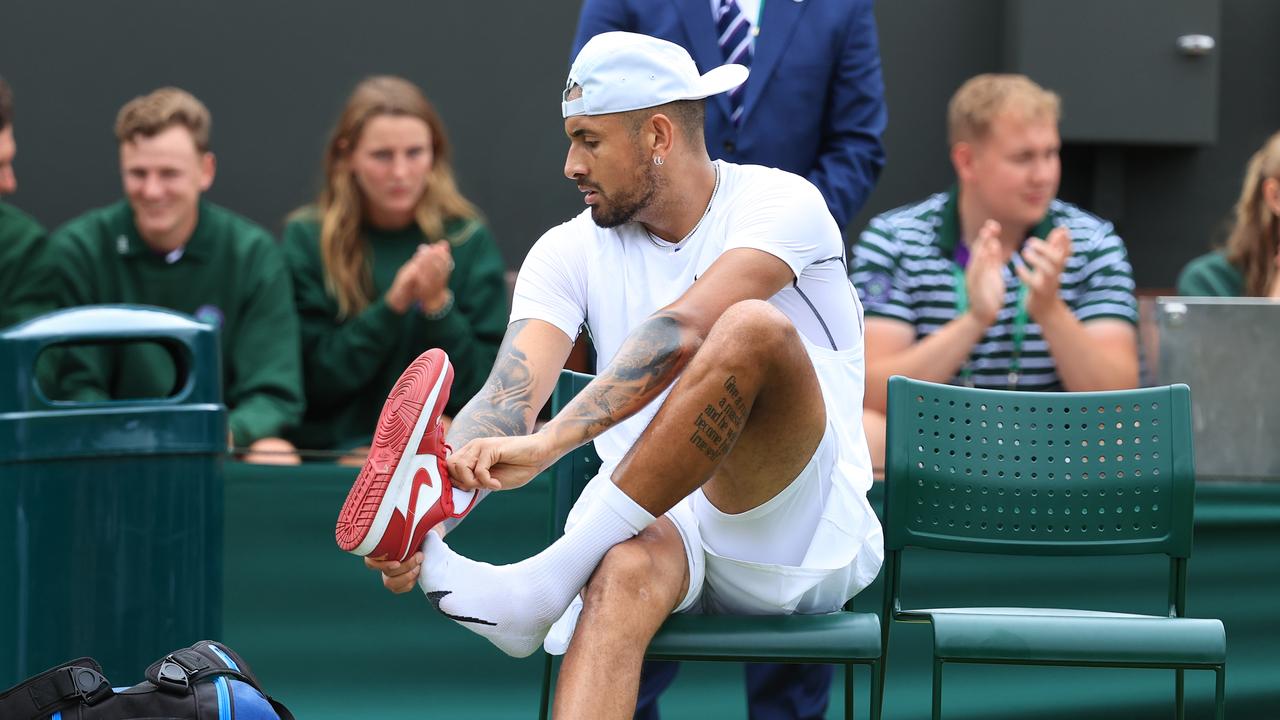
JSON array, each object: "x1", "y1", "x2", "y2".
[{"x1": 850, "y1": 74, "x2": 1138, "y2": 469}]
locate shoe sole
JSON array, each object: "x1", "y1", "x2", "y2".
[{"x1": 335, "y1": 349, "x2": 454, "y2": 559}]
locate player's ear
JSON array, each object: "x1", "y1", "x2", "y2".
[{"x1": 648, "y1": 113, "x2": 675, "y2": 159}]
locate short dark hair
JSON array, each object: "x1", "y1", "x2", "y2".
[
  {"x1": 0, "y1": 75, "x2": 13, "y2": 132},
  {"x1": 625, "y1": 99, "x2": 706, "y2": 149},
  {"x1": 663, "y1": 99, "x2": 706, "y2": 144}
]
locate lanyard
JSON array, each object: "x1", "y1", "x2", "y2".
[{"x1": 951, "y1": 267, "x2": 1029, "y2": 389}]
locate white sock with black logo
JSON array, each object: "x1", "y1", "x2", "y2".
[{"x1": 419, "y1": 479, "x2": 654, "y2": 657}]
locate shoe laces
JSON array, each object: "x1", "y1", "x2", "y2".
[{"x1": 434, "y1": 421, "x2": 452, "y2": 480}]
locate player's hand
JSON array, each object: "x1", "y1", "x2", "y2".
[
  {"x1": 965, "y1": 219, "x2": 1006, "y2": 326},
  {"x1": 446, "y1": 433, "x2": 556, "y2": 492},
  {"x1": 1016, "y1": 226, "x2": 1072, "y2": 320},
  {"x1": 387, "y1": 246, "x2": 431, "y2": 314},
  {"x1": 365, "y1": 550, "x2": 423, "y2": 594}
]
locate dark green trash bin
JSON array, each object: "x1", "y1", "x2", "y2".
[{"x1": 0, "y1": 305, "x2": 226, "y2": 687}]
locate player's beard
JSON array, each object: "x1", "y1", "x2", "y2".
[{"x1": 590, "y1": 155, "x2": 660, "y2": 229}]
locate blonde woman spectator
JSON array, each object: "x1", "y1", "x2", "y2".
[
  {"x1": 284, "y1": 76, "x2": 507, "y2": 453},
  {"x1": 1178, "y1": 130, "x2": 1280, "y2": 298}
]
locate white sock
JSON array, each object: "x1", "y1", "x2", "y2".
[
  {"x1": 419, "y1": 479, "x2": 654, "y2": 657},
  {"x1": 543, "y1": 594, "x2": 584, "y2": 656}
]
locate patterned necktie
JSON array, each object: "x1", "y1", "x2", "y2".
[{"x1": 716, "y1": 0, "x2": 753, "y2": 126}]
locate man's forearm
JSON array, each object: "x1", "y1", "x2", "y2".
[
  {"x1": 1037, "y1": 303, "x2": 1139, "y2": 391},
  {"x1": 447, "y1": 327, "x2": 540, "y2": 448},
  {"x1": 864, "y1": 313, "x2": 988, "y2": 412},
  {"x1": 439, "y1": 324, "x2": 543, "y2": 534},
  {"x1": 539, "y1": 310, "x2": 701, "y2": 453}
]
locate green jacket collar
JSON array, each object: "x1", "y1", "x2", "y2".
[{"x1": 117, "y1": 199, "x2": 212, "y2": 261}]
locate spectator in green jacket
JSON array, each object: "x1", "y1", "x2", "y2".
[
  {"x1": 283, "y1": 76, "x2": 507, "y2": 455},
  {"x1": 1178, "y1": 130, "x2": 1280, "y2": 299},
  {"x1": 0, "y1": 73, "x2": 54, "y2": 330},
  {"x1": 48, "y1": 87, "x2": 304, "y2": 464}
]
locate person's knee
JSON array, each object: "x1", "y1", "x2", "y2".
[
  {"x1": 583, "y1": 538, "x2": 682, "y2": 618},
  {"x1": 707, "y1": 299, "x2": 796, "y2": 359},
  {"x1": 584, "y1": 542, "x2": 662, "y2": 610}
]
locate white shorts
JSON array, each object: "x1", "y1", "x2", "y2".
[{"x1": 668, "y1": 420, "x2": 883, "y2": 616}]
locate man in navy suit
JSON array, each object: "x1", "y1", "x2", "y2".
[
  {"x1": 571, "y1": 0, "x2": 886, "y2": 232},
  {"x1": 570, "y1": 3, "x2": 887, "y2": 717}
]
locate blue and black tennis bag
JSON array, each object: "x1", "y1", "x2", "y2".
[{"x1": 0, "y1": 640, "x2": 294, "y2": 720}]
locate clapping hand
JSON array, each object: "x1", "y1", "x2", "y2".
[
  {"x1": 416, "y1": 242, "x2": 454, "y2": 314},
  {"x1": 386, "y1": 245, "x2": 434, "y2": 314},
  {"x1": 1016, "y1": 226, "x2": 1072, "y2": 320},
  {"x1": 966, "y1": 219, "x2": 1006, "y2": 326}
]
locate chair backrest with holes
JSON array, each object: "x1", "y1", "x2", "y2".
[
  {"x1": 548, "y1": 370, "x2": 600, "y2": 540},
  {"x1": 884, "y1": 377, "x2": 1196, "y2": 559}
]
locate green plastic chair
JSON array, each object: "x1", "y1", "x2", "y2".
[
  {"x1": 539, "y1": 370, "x2": 883, "y2": 720},
  {"x1": 881, "y1": 376, "x2": 1226, "y2": 719}
]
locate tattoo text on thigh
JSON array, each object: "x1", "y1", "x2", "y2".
[{"x1": 689, "y1": 374, "x2": 748, "y2": 461}]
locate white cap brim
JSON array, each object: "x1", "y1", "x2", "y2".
[{"x1": 698, "y1": 64, "x2": 750, "y2": 99}]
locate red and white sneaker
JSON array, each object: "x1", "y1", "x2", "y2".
[{"x1": 334, "y1": 348, "x2": 478, "y2": 563}]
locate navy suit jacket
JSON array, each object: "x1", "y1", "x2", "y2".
[{"x1": 571, "y1": 0, "x2": 887, "y2": 230}]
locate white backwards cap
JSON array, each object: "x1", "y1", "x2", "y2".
[{"x1": 562, "y1": 31, "x2": 749, "y2": 118}]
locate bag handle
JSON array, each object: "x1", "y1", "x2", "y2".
[
  {"x1": 146, "y1": 641, "x2": 297, "y2": 719},
  {"x1": 0, "y1": 659, "x2": 113, "y2": 719}
]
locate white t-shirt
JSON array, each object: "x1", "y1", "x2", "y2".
[{"x1": 512, "y1": 161, "x2": 868, "y2": 479}]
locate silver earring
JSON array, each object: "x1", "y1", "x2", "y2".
[{"x1": 653, "y1": 156, "x2": 664, "y2": 166}]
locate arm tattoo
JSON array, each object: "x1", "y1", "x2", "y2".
[
  {"x1": 550, "y1": 311, "x2": 700, "y2": 444},
  {"x1": 447, "y1": 320, "x2": 538, "y2": 446}
]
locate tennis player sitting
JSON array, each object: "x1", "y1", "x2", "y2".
[{"x1": 336, "y1": 32, "x2": 883, "y2": 719}]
